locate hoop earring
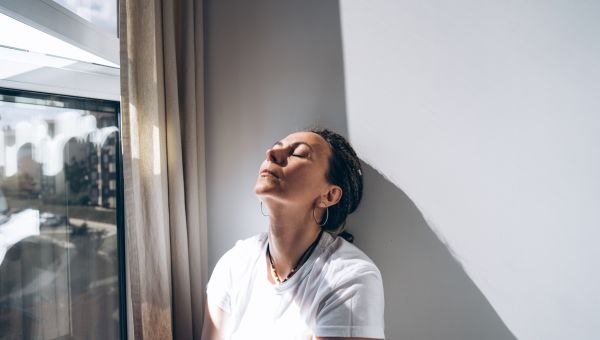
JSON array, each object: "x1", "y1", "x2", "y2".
[
  {"x1": 260, "y1": 201, "x2": 269, "y2": 216},
  {"x1": 313, "y1": 206, "x2": 329, "y2": 227}
]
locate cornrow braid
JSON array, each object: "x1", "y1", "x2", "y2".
[{"x1": 308, "y1": 128, "x2": 363, "y2": 236}]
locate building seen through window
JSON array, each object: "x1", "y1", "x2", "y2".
[{"x1": 0, "y1": 90, "x2": 122, "y2": 339}]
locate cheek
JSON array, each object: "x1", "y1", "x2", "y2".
[{"x1": 289, "y1": 170, "x2": 326, "y2": 194}]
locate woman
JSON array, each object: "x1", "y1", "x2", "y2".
[{"x1": 202, "y1": 128, "x2": 385, "y2": 340}]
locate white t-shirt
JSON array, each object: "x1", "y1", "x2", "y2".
[{"x1": 206, "y1": 231, "x2": 385, "y2": 340}]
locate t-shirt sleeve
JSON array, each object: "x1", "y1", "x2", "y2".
[
  {"x1": 314, "y1": 266, "x2": 386, "y2": 339},
  {"x1": 205, "y1": 245, "x2": 236, "y2": 314}
]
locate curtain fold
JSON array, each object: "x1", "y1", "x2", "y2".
[{"x1": 119, "y1": 0, "x2": 208, "y2": 339}]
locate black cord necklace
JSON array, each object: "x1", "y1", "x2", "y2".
[{"x1": 267, "y1": 230, "x2": 324, "y2": 284}]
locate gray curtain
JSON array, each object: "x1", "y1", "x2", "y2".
[{"x1": 119, "y1": 0, "x2": 208, "y2": 339}]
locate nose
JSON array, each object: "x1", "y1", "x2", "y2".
[{"x1": 265, "y1": 146, "x2": 287, "y2": 166}]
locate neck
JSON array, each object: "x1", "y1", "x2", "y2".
[{"x1": 265, "y1": 201, "x2": 322, "y2": 282}]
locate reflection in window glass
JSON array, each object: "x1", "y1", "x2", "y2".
[
  {"x1": 52, "y1": 0, "x2": 118, "y2": 37},
  {"x1": 0, "y1": 90, "x2": 121, "y2": 339}
]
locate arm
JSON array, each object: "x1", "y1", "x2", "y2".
[{"x1": 201, "y1": 295, "x2": 230, "y2": 340}]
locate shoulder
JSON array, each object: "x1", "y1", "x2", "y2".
[
  {"x1": 206, "y1": 233, "x2": 267, "y2": 313},
  {"x1": 229, "y1": 232, "x2": 267, "y2": 254},
  {"x1": 312, "y1": 234, "x2": 386, "y2": 338},
  {"x1": 319, "y1": 233, "x2": 383, "y2": 287},
  {"x1": 207, "y1": 232, "x2": 267, "y2": 290}
]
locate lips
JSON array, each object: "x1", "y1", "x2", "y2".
[{"x1": 260, "y1": 169, "x2": 280, "y2": 179}]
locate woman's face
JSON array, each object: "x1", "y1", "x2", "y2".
[{"x1": 255, "y1": 131, "x2": 337, "y2": 208}]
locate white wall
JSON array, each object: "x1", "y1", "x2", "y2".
[
  {"x1": 340, "y1": 1, "x2": 600, "y2": 340},
  {"x1": 205, "y1": 1, "x2": 514, "y2": 339}
]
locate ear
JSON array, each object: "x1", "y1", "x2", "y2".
[{"x1": 320, "y1": 185, "x2": 342, "y2": 208}]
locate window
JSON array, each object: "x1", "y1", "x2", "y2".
[{"x1": 0, "y1": 88, "x2": 124, "y2": 339}]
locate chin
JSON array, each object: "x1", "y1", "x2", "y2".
[
  {"x1": 255, "y1": 188, "x2": 287, "y2": 203},
  {"x1": 254, "y1": 184, "x2": 273, "y2": 197}
]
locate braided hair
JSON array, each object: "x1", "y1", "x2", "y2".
[{"x1": 308, "y1": 128, "x2": 363, "y2": 239}]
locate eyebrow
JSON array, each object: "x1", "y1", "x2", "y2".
[{"x1": 272, "y1": 140, "x2": 314, "y2": 151}]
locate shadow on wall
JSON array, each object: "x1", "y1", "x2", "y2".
[{"x1": 346, "y1": 162, "x2": 516, "y2": 340}]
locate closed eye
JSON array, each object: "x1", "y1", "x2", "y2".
[
  {"x1": 288, "y1": 148, "x2": 306, "y2": 158},
  {"x1": 290, "y1": 147, "x2": 309, "y2": 158}
]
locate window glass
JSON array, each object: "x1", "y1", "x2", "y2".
[{"x1": 0, "y1": 89, "x2": 121, "y2": 339}]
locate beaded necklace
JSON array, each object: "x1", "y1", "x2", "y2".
[{"x1": 267, "y1": 230, "x2": 324, "y2": 284}]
